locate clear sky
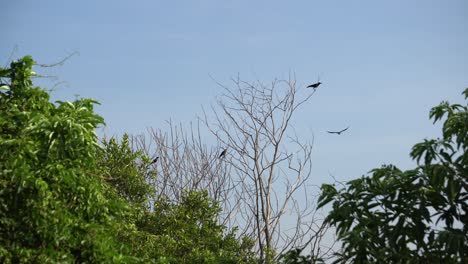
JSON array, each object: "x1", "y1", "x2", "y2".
[{"x1": 3, "y1": 0, "x2": 468, "y2": 185}]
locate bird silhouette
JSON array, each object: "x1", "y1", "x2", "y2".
[
  {"x1": 219, "y1": 149, "x2": 227, "y2": 158},
  {"x1": 327, "y1": 126, "x2": 350, "y2": 135},
  {"x1": 151, "y1": 157, "x2": 159, "y2": 164},
  {"x1": 307, "y1": 82, "x2": 321, "y2": 89}
]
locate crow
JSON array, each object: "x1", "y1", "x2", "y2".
[
  {"x1": 307, "y1": 82, "x2": 322, "y2": 89},
  {"x1": 151, "y1": 157, "x2": 159, "y2": 164},
  {"x1": 219, "y1": 149, "x2": 227, "y2": 158},
  {"x1": 327, "y1": 126, "x2": 350, "y2": 135}
]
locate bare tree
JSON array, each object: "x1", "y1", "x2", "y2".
[
  {"x1": 202, "y1": 74, "x2": 320, "y2": 262},
  {"x1": 132, "y1": 74, "x2": 334, "y2": 262},
  {"x1": 131, "y1": 121, "x2": 239, "y2": 221}
]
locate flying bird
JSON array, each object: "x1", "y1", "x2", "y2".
[
  {"x1": 307, "y1": 82, "x2": 322, "y2": 89},
  {"x1": 327, "y1": 126, "x2": 350, "y2": 135},
  {"x1": 219, "y1": 149, "x2": 227, "y2": 158},
  {"x1": 151, "y1": 157, "x2": 159, "y2": 164}
]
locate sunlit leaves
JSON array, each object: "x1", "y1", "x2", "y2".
[
  {"x1": 135, "y1": 190, "x2": 257, "y2": 263},
  {"x1": 98, "y1": 134, "x2": 155, "y2": 207},
  {"x1": 1, "y1": 56, "x2": 257, "y2": 263},
  {"x1": 0, "y1": 56, "x2": 137, "y2": 263}
]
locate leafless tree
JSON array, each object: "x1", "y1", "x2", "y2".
[
  {"x1": 131, "y1": 121, "x2": 239, "y2": 221},
  {"x1": 201, "y1": 74, "x2": 323, "y2": 262},
  {"x1": 132, "y1": 74, "x2": 334, "y2": 262}
]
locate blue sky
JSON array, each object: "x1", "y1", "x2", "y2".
[{"x1": 3, "y1": 0, "x2": 468, "y2": 185}]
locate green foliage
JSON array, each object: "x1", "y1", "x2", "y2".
[
  {"x1": 317, "y1": 88, "x2": 468, "y2": 263},
  {"x1": 137, "y1": 190, "x2": 257, "y2": 263},
  {"x1": 96, "y1": 136, "x2": 256, "y2": 263},
  {"x1": 0, "y1": 55, "x2": 257, "y2": 263},
  {"x1": 98, "y1": 134, "x2": 156, "y2": 207},
  {"x1": 0, "y1": 56, "x2": 141, "y2": 263},
  {"x1": 278, "y1": 248, "x2": 324, "y2": 264}
]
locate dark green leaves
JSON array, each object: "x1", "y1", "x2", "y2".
[
  {"x1": 316, "y1": 88, "x2": 468, "y2": 263},
  {"x1": 317, "y1": 184, "x2": 337, "y2": 209}
]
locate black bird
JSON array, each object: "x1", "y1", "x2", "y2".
[
  {"x1": 151, "y1": 157, "x2": 159, "y2": 164},
  {"x1": 307, "y1": 82, "x2": 322, "y2": 89},
  {"x1": 219, "y1": 149, "x2": 227, "y2": 158},
  {"x1": 327, "y1": 126, "x2": 350, "y2": 135}
]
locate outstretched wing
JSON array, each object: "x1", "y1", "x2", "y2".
[
  {"x1": 339, "y1": 126, "x2": 350, "y2": 133},
  {"x1": 327, "y1": 126, "x2": 349, "y2": 134}
]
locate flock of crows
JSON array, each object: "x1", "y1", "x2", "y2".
[{"x1": 150, "y1": 80, "x2": 349, "y2": 163}]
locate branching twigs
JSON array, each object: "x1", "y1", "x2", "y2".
[
  {"x1": 132, "y1": 121, "x2": 236, "y2": 220},
  {"x1": 36, "y1": 51, "x2": 80, "y2": 68},
  {"x1": 132, "y1": 74, "x2": 335, "y2": 262},
  {"x1": 202, "y1": 75, "x2": 325, "y2": 262}
]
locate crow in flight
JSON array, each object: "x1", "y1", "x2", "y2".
[
  {"x1": 307, "y1": 82, "x2": 322, "y2": 89},
  {"x1": 327, "y1": 126, "x2": 350, "y2": 135},
  {"x1": 151, "y1": 157, "x2": 159, "y2": 164},
  {"x1": 219, "y1": 149, "x2": 227, "y2": 158}
]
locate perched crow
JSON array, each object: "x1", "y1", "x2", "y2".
[
  {"x1": 219, "y1": 149, "x2": 227, "y2": 158},
  {"x1": 327, "y1": 126, "x2": 350, "y2": 135},
  {"x1": 307, "y1": 82, "x2": 322, "y2": 89},
  {"x1": 151, "y1": 157, "x2": 159, "y2": 164}
]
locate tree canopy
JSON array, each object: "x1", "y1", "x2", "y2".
[
  {"x1": 0, "y1": 56, "x2": 138, "y2": 262},
  {"x1": 0, "y1": 56, "x2": 255, "y2": 263},
  {"x1": 3, "y1": 54, "x2": 465, "y2": 263},
  {"x1": 318, "y1": 88, "x2": 468, "y2": 263}
]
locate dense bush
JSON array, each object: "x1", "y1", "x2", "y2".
[
  {"x1": 0, "y1": 56, "x2": 140, "y2": 263},
  {"x1": 0, "y1": 56, "x2": 255, "y2": 263}
]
